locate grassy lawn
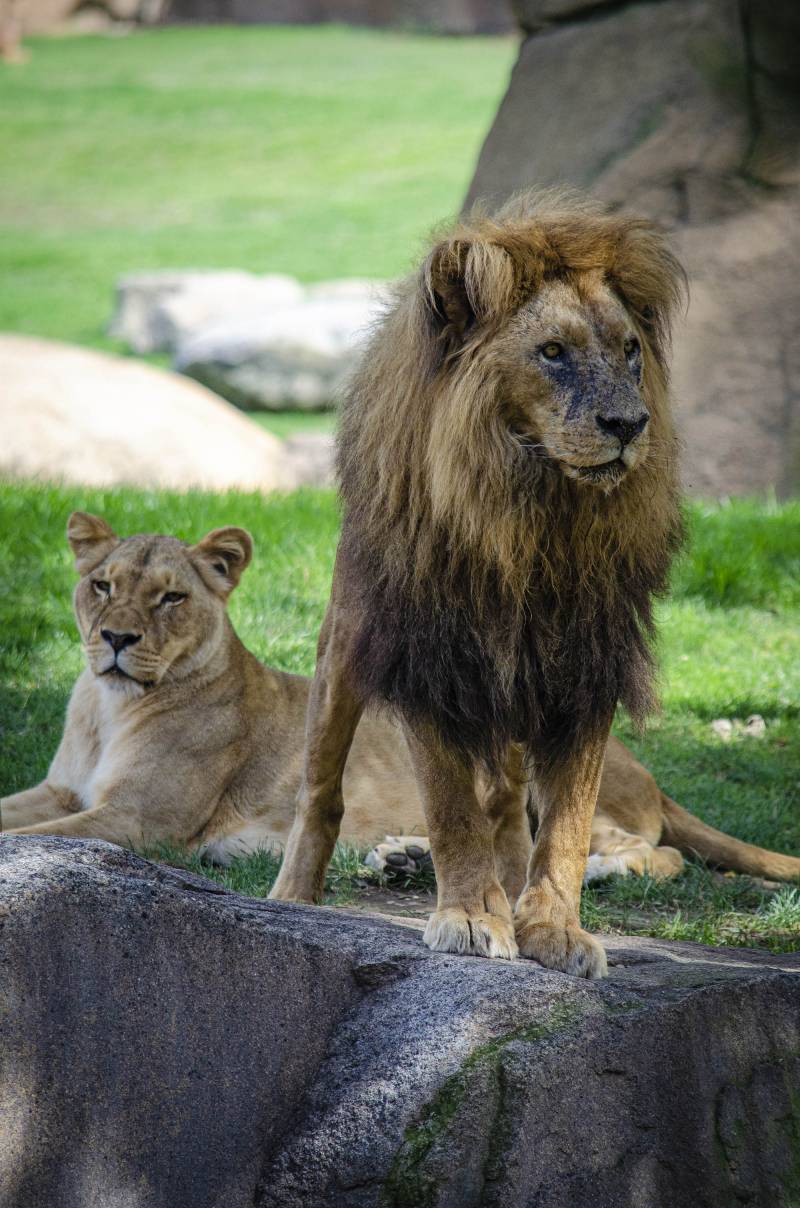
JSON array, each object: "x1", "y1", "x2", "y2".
[
  {"x1": 0, "y1": 26, "x2": 515, "y2": 353},
  {"x1": 251, "y1": 410, "x2": 338, "y2": 439},
  {"x1": 1, "y1": 483, "x2": 798, "y2": 953}
]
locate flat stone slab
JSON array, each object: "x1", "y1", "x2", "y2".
[{"x1": 2, "y1": 837, "x2": 799, "y2": 1207}]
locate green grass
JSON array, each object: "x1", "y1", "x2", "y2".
[
  {"x1": 142, "y1": 840, "x2": 373, "y2": 906},
  {"x1": 0, "y1": 27, "x2": 516, "y2": 352},
  {"x1": 1, "y1": 483, "x2": 799, "y2": 953},
  {"x1": 251, "y1": 411, "x2": 338, "y2": 439}
]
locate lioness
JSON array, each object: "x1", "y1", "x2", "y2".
[{"x1": 4, "y1": 513, "x2": 799, "y2": 906}]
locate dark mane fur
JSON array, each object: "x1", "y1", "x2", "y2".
[{"x1": 337, "y1": 192, "x2": 685, "y2": 770}]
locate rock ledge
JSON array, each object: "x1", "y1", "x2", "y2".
[{"x1": 1, "y1": 837, "x2": 799, "y2": 1207}]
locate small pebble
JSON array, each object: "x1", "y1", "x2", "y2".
[{"x1": 711, "y1": 715, "x2": 766, "y2": 740}]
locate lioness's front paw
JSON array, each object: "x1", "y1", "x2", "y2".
[
  {"x1": 423, "y1": 907, "x2": 518, "y2": 960},
  {"x1": 365, "y1": 835, "x2": 433, "y2": 879},
  {"x1": 515, "y1": 920, "x2": 607, "y2": 979}
]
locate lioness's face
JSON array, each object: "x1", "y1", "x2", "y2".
[
  {"x1": 500, "y1": 277, "x2": 650, "y2": 490},
  {"x1": 67, "y1": 515, "x2": 252, "y2": 693}
]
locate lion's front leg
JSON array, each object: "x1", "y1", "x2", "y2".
[
  {"x1": 515, "y1": 734, "x2": 610, "y2": 979},
  {"x1": 404, "y1": 725, "x2": 517, "y2": 961},
  {"x1": 269, "y1": 604, "x2": 363, "y2": 905}
]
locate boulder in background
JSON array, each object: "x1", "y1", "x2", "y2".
[
  {"x1": 110, "y1": 271, "x2": 389, "y2": 412},
  {"x1": 0, "y1": 334, "x2": 310, "y2": 492},
  {"x1": 467, "y1": 0, "x2": 800, "y2": 497}
]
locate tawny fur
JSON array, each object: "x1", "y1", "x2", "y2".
[
  {"x1": 337, "y1": 192, "x2": 685, "y2": 768},
  {"x1": 268, "y1": 193, "x2": 695, "y2": 977},
  {"x1": 3, "y1": 516, "x2": 799, "y2": 894}
]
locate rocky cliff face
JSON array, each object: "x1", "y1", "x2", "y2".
[
  {"x1": 2, "y1": 837, "x2": 800, "y2": 1207},
  {"x1": 467, "y1": 0, "x2": 800, "y2": 497}
]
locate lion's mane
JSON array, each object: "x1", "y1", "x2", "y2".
[{"x1": 337, "y1": 193, "x2": 686, "y2": 769}]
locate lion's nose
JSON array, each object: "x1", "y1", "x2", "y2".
[
  {"x1": 101, "y1": 629, "x2": 142, "y2": 654},
  {"x1": 595, "y1": 412, "x2": 649, "y2": 447}
]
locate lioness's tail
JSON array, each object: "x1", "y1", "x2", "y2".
[{"x1": 660, "y1": 795, "x2": 800, "y2": 881}]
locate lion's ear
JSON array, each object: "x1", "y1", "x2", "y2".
[
  {"x1": 190, "y1": 526, "x2": 253, "y2": 597},
  {"x1": 67, "y1": 512, "x2": 118, "y2": 575},
  {"x1": 425, "y1": 239, "x2": 474, "y2": 338},
  {"x1": 424, "y1": 238, "x2": 517, "y2": 341},
  {"x1": 609, "y1": 222, "x2": 687, "y2": 365}
]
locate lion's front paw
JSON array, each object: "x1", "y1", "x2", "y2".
[
  {"x1": 267, "y1": 882, "x2": 319, "y2": 904},
  {"x1": 515, "y1": 920, "x2": 607, "y2": 979},
  {"x1": 423, "y1": 907, "x2": 518, "y2": 960}
]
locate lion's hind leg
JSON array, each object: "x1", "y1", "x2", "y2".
[
  {"x1": 586, "y1": 814, "x2": 684, "y2": 883},
  {"x1": 478, "y1": 744, "x2": 532, "y2": 905}
]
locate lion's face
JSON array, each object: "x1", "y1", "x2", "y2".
[
  {"x1": 67, "y1": 513, "x2": 252, "y2": 694},
  {"x1": 415, "y1": 206, "x2": 683, "y2": 517},
  {"x1": 498, "y1": 276, "x2": 650, "y2": 491}
]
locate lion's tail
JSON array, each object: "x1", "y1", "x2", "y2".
[{"x1": 660, "y1": 794, "x2": 800, "y2": 882}]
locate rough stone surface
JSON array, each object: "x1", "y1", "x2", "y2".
[
  {"x1": 175, "y1": 294, "x2": 378, "y2": 412},
  {"x1": 10, "y1": 0, "x2": 77, "y2": 35},
  {"x1": 0, "y1": 334, "x2": 306, "y2": 492},
  {"x1": 108, "y1": 271, "x2": 306, "y2": 356},
  {"x1": 164, "y1": 0, "x2": 514, "y2": 34},
  {"x1": 283, "y1": 431, "x2": 336, "y2": 487},
  {"x1": 110, "y1": 271, "x2": 389, "y2": 412},
  {"x1": 2, "y1": 837, "x2": 800, "y2": 1208},
  {"x1": 467, "y1": 0, "x2": 800, "y2": 497}
]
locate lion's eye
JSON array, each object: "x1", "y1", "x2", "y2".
[
  {"x1": 540, "y1": 342, "x2": 564, "y2": 361},
  {"x1": 624, "y1": 337, "x2": 640, "y2": 359},
  {"x1": 92, "y1": 580, "x2": 111, "y2": 596},
  {"x1": 160, "y1": 591, "x2": 187, "y2": 607}
]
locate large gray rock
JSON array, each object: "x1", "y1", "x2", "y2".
[
  {"x1": 175, "y1": 293, "x2": 380, "y2": 412},
  {"x1": 2, "y1": 836, "x2": 799, "y2": 1208},
  {"x1": 467, "y1": 0, "x2": 800, "y2": 497},
  {"x1": 108, "y1": 271, "x2": 306, "y2": 356},
  {"x1": 109, "y1": 271, "x2": 389, "y2": 412},
  {"x1": 163, "y1": 0, "x2": 514, "y2": 34}
]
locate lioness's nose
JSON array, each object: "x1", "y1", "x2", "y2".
[
  {"x1": 595, "y1": 412, "x2": 649, "y2": 447},
  {"x1": 101, "y1": 629, "x2": 141, "y2": 654}
]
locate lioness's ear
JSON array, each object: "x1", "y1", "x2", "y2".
[
  {"x1": 67, "y1": 512, "x2": 118, "y2": 575},
  {"x1": 424, "y1": 238, "x2": 517, "y2": 342},
  {"x1": 191, "y1": 527, "x2": 253, "y2": 597}
]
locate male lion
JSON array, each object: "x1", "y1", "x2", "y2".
[
  {"x1": 4, "y1": 514, "x2": 800, "y2": 902},
  {"x1": 268, "y1": 193, "x2": 688, "y2": 978}
]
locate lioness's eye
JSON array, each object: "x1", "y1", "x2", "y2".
[
  {"x1": 160, "y1": 591, "x2": 187, "y2": 606},
  {"x1": 624, "y1": 337, "x2": 640, "y2": 358},
  {"x1": 92, "y1": 580, "x2": 110, "y2": 596},
  {"x1": 540, "y1": 342, "x2": 564, "y2": 361}
]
